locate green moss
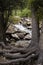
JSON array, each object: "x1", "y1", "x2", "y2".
[{"x1": 9, "y1": 16, "x2": 21, "y2": 24}]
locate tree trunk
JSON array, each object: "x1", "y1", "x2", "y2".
[
  {"x1": 31, "y1": 7, "x2": 39, "y2": 46},
  {"x1": 0, "y1": 9, "x2": 10, "y2": 44},
  {"x1": 0, "y1": 15, "x2": 4, "y2": 42},
  {"x1": 30, "y1": 7, "x2": 42, "y2": 65},
  {"x1": 39, "y1": 21, "x2": 43, "y2": 50},
  {"x1": 0, "y1": 10, "x2": 6, "y2": 43},
  {"x1": 37, "y1": 21, "x2": 43, "y2": 65}
]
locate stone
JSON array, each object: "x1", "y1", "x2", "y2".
[
  {"x1": 27, "y1": 26, "x2": 32, "y2": 29},
  {"x1": 16, "y1": 32, "x2": 26, "y2": 39},
  {"x1": 11, "y1": 34, "x2": 20, "y2": 40},
  {"x1": 15, "y1": 40, "x2": 31, "y2": 48},
  {"x1": 24, "y1": 34, "x2": 32, "y2": 40},
  {"x1": 6, "y1": 23, "x2": 18, "y2": 34}
]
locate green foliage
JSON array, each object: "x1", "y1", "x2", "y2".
[
  {"x1": 37, "y1": 7, "x2": 43, "y2": 20},
  {"x1": 9, "y1": 15, "x2": 21, "y2": 24},
  {"x1": 29, "y1": 0, "x2": 43, "y2": 20},
  {"x1": 12, "y1": 10, "x2": 21, "y2": 16},
  {"x1": 11, "y1": 8, "x2": 31, "y2": 17},
  {"x1": 16, "y1": 10, "x2": 21, "y2": 16},
  {"x1": 0, "y1": 0, "x2": 43, "y2": 24},
  {"x1": 20, "y1": 8, "x2": 31, "y2": 17}
]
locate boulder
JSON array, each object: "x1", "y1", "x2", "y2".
[
  {"x1": 6, "y1": 24, "x2": 15, "y2": 34},
  {"x1": 16, "y1": 32, "x2": 27, "y2": 39},
  {"x1": 6, "y1": 23, "x2": 18, "y2": 34},
  {"x1": 10, "y1": 41, "x2": 15, "y2": 46},
  {"x1": 0, "y1": 56, "x2": 7, "y2": 62},
  {"x1": 24, "y1": 34, "x2": 32, "y2": 40},
  {"x1": 11, "y1": 34, "x2": 20, "y2": 40},
  {"x1": 15, "y1": 40, "x2": 31, "y2": 48},
  {"x1": 27, "y1": 26, "x2": 32, "y2": 29}
]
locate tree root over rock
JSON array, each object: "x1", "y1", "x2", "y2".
[
  {"x1": 0, "y1": 52, "x2": 38, "y2": 65},
  {"x1": 0, "y1": 42, "x2": 39, "y2": 65}
]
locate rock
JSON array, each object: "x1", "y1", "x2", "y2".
[
  {"x1": 16, "y1": 32, "x2": 27, "y2": 39},
  {"x1": 14, "y1": 23, "x2": 32, "y2": 34},
  {"x1": 15, "y1": 40, "x2": 31, "y2": 48},
  {"x1": 27, "y1": 21, "x2": 32, "y2": 25},
  {"x1": 11, "y1": 34, "x2": 20, "y2": 40},
  {"x1": 27, "y1": 26, "x2": 32, "y2": 29},
  {"x1": 6, "y1": 23, "x2": 18, "y2": 34},
  {"x1": 10, "y1": 41, "x2": 15, "y2": 46},
  {"x1": 0, "y1": 56, "x2": 8, "y2": 62},
  {"x1": 6, "y1": 37, "x2": 11, "y2": 43},
  {"x1": 24, "y1": 34, "x2": 32, "y2": 40}
]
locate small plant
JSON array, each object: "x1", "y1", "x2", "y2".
[
  {"x1": 20, "y1": 8, "x2": 31, "y2": 17},
  {"x1": 9, "y1": 15, "x2": 21, "y2": 24}
]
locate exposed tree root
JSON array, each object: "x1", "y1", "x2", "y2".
[
  {"x1": 0, "y1": 53, "x2": 38, "y2": 65},
  {"x1": 3, "y1": 47, "x2": 39, "y2": 59},
  {"x1": 0, "y1": 46, "x2": 38, "y2": 55}
]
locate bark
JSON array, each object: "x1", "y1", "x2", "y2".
[
  {"x1": 31, "y1": 7, "x2": 39, "y2": 46},
  {"x1": 39, "y1": 21, "x2": 43, "y2": 50},
  {"x1": 31, "y1": 7, "x2": 40, "y2": 65},
  {"x1": 37, "y1": 21, "x2": 43, "y2": 65},
  {"x1": 0, "y1": 13, "x2": 4, "y2": 42},
  {"x1": 0, "y1": 46, "x2": 38, "y2": 54},
  {"x1": 3, "y1": 47, "x2": 38, "y2": 59},
  {"x1": 0, "y1": 9, "x2": 10, "y2": 44},
  {"x1": 0, "y1": 53, "x2": 38, "y2": 65}
]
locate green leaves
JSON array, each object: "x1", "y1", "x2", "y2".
[
  {"x1": 20, "y1": 8, "x2": 31, "y2": 17},
  {"x1": 29, "y1": 0, "x2": 43, "y2": 20}
]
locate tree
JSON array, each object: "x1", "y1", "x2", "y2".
[
  {"x1": 0, "y1": 0, "x2": 43, "y2": 64},
  {"x1": 0, "y1": 0, "x2": 28, "y2": 44},
  {"x1": 30, "y1": 0, "x2": 43, "y2": 65}
]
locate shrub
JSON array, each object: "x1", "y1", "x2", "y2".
[
  {"x1": 9, "y1": 15, "x2": 21, "y2": 24},
  {"x1": 20, "y1": 8, "x2": 31, "y2": 17}
]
